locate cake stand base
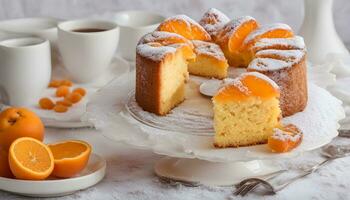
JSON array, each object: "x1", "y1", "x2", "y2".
[{"x1": 154, "y1": 157, "x2": 281, "y2": 186}]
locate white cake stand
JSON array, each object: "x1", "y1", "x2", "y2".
[{"x1": 84, "y1": 68, "x2": 344, "y2": 186}]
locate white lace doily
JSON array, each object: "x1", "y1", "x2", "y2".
[{"x1": 84, "y1": 64, "x2": 345, "y2": 162}]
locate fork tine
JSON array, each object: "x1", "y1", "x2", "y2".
[
  {"x1": 234, "y1": 182, "x2": 255, "y2": 195},
  {"x1": 240, "y1": 182, "x2": 260, "y2": 196}
]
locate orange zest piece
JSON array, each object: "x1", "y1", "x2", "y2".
[
  {"x1": 65, "y1": 92, "x2": 82, "y2": 104},
  {"x1": 56, "y1": 86, "x2": 70, "y2": 97},
  {"x1": 48, "y1": 140, "x2": 91, "y2": 178},
  {"x1": 157, "y1": 15, "x2": 211, "y2": 41},
  {"x1": 56, "y1": 99, "x2": 73, "y2": 107},
  {"x1": 39, "y1": 98, "x2": 55, "y2": 110},
  {"x1": 9, "y1": 137, "x2": 54, "y2": 180},
  {"x1": 73, "y1": 88, "x2": 86, "y2": 97},
  {"x1": 268, "y1": 124, "x2": 303, "y2": 153},
  {"x1": 53, "y1": 105, "x2": 68, "y2": 113}
]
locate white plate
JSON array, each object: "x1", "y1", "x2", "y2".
[
  {"x1": 28, "y1": 56, "x2": 130, "y2": 129},
  {"x1": 0, "y1": 153, "x2": 106, "y2": 197},
  {"x1": 84, "y1": 69, "x2": 345, "y2": 163}
]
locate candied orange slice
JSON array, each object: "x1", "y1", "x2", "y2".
[
  {"x1": 242, "y1": 23, "x2": 294, "y2": 50},
  {"x1": 65, "y1": 92, "x2": 82, "y2": 104},
  {"x1": 157, "y1": 15, "x2": 211, "y2": 41},
  {"x1": 48, "y1": 140, "x2": 91, "y2": 178},
  {"x1": 73, "y1": 88, "x2": 86, "y2": 97},
  {"x1": 268, "y1": 124, "x2": 303, "y2": 153},
  {"x1": 213, "y1": 72, "x2": 279, "y2": 102},
  {"x1": 216, "y1": 16, "x2": 259, "y2": 53},
  {"x1": 56, "y1": 86, "x2": 70, "y2": 97},
  {"x1": 9, "y1": 137, "x2": 54, "y2": 180}
]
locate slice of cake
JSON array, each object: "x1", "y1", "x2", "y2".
[
  {"x1": 136, "y1": 42, "x2": 195, "y2": 115},
  {"x1": 212, "y1": 72, "x2": 281, "y2": 148},
  {"x1": 188, "y1": 40, "x2": 229, "y2": 79}
]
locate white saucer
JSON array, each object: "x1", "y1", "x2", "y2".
[{"x1": 0, "y1": 153, "x2": 106, "y2": 197}]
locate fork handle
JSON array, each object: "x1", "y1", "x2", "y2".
[{"x1": 275, "y1": 158, "x2": 332, "y2": 192}]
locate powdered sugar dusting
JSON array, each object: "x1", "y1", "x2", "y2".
[
  {"x1": 192, "y1": 40, "x2": 226, "y2": 61},
  {"x1": 163, "y1": 14, "x2": 208, "y2": 34},
  {"x1": 244, "y1": 23, "x2": 292, "y2": 45},
  {"x1": 199, "y1": 8, "x2": 230, "y2": 36},
  {"x1": 256, "y1": 49, "x2": 305, "y2": 62},
  {"x1": 136, "y1": 43, "x2": 176, "y2": 61},
  {"x1": 272, "y1": 127, "x2": 302, "y2": 142},
  {"x1": 253, "y1": 36, "x2": 305, "y2": 51},
  {"x1": 248, "y1": 57, "x2": 292, "y2": 71},
  {"x1": 138, "y1": 31, "x2": 187, "y2": 45}
]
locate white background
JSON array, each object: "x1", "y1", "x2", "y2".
[{"x1": 0, "y1": 0, "x2": 349, "y2": 45}]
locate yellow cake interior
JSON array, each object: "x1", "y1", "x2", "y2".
[{"x1": 212, "y1": 72, "x2": 281, "y2": 147}]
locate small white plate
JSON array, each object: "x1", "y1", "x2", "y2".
[{"x1": 0, "y1": 153, "x2": 106, "y2": 198}]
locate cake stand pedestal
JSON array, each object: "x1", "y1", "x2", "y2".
[{"x1": 155, "y1": 157, "x2": 280, "y2": 186}]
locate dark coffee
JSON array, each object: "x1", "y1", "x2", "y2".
[{"x1": 72, "y1": 28, "x2": 108, "y2": 33}]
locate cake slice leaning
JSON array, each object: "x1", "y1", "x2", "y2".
[{"x1": 212, "y1": 72, "x2": 281, "y2": 148}]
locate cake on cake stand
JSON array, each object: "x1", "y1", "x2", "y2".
[{"x1": 84, "y1": 68, "x2": 344, "y2": 186}]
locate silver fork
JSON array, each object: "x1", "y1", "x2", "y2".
[
  {"x1": 235, "y1": 145, "x2": 350, "y2": 196},
  {"x1": 233, "y1": 169, "x2": 286, "y2": 196}
]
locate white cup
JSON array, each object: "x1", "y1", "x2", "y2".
[
  {"x1": 113, "y1": 10, "x2": 165, "y2": 61},
  {"x1": 58, "y1": 19, "x2": 119, "y2": 83},
  {"x1": 0, "y1": 37, "x2": 51, "y2": 106}
]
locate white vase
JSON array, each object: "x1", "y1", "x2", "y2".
[{"x1": 299, "y1": 0, "x2": 350, "y2": 64}]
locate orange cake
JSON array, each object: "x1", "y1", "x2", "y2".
[
  {"x1": 199, "y1": 8, "x2": 230, "y2": 40},
  {"x1": 248, "y1": 48, "x2": 307, "y2": 117},
  {"x1": 136, "y1": 9, "x2": 308, "y2": 119},
  {"x1": 215, "y1": 16, "x2": 259, "y2": 67},
  {"x1": 188, "y1": 40, "x2": 228, "y2": 79},
  {"x1": 212, "y1": 72, "x2": 281, "y2": 148},
  {"x1": 157, "y1": 14, "x2": 211, "y2": 41}
]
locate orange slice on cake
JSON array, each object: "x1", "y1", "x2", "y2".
[
  {"x1": 48, "y1": 140, "x2": 91, "y2": 178},
  {"x1": 9, "y1": 137, "x2": 54, "y2": 180},
  {"x1": 157, "y1": 15, "x2": 211, "y2": 41},
  {"x1": 215, "y1": 16, "x2": 259, "y2": 67},
  {"x1": 241, "y1": 23, "x2": 294, "y2": 50}
]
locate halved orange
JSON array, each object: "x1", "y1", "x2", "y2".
[
  {"x1": 9, "y1": 137, "x2": 54, "y2": 180},
  {"x1": 48, "y1": 140, "x2": 91, "y2": 178},
  {"x1": 157, "y1": 15, "x2": 211, "y2": 41}
]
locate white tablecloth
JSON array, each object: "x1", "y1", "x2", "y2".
[{"x1": 1, "y1": 127, "x2": 349, "y2": 200}]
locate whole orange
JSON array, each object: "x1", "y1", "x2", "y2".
[
  {"x1": 0, "y1": 107, "x2": 44, "y2": 150},
  {"x1": 0, "y1": 148, "x2": 12, "y2": 178}
]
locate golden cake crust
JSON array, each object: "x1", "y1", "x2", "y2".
[{"x1": 248, "y1": 52, "x2": 307, "y2": 117}]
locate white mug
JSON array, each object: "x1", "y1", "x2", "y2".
[
  {"x1": 113, "y1": 10, "x2": 165, "y2": 61},
  {"x1": 0, "y1": 37, "x2": 51, "y2": 106},
  {"x1": 58, "y1": 19, "x2": 119, "y2": 83}
]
